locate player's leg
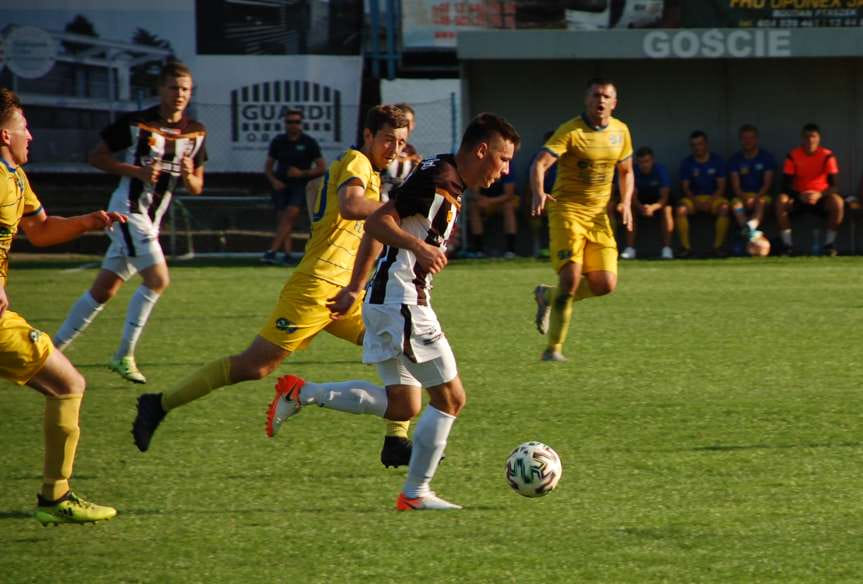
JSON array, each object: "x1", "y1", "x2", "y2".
[
  {"x1": 776, "y1": 193, "x2": 794, "y2": 254},
  {"x1": 467, "y1": 197, "x2": 487, "y2": 257},
  {"x1": 751, "y1": 195, "x2": 767, "y2": 230},
  {"x1": 278, "y1": 203, "x2": 302, "y2": 263},
  {"x1": 502, "y1": 196, "x2": 519, "y2": 258},
  {"x1": 53, "y1": 266, "x2": 124, "y2": 351},
  {"x1": 713, "y1": 198, "x2": 731, "y2": 256},
  {"x1": 543, "y1": 260, "x2": 580, "y2": 362},
  {"x1": 620, "y1": 201, "x2": 638, "y2": 259},
  {"x1": 263, "y1": 189, "x2": 288, "y2": 263},
  {"x1": 821, "y1": 193, "x2": 844, "y2": 256},
  {"x1": 25, "y1": 344, "x2": 116, "y2": 524},
  {"x1": 660, "y1": 204, "x2": 674, "y2": 258},
  {"x1": 675, "y1": 197, "x2": 694, "y2": 257}
]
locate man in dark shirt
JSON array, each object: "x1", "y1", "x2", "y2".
[{"x1": 262, "y1": 109, "x2": 326, "y2": 265}]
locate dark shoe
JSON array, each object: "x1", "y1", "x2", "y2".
[
  {"x1": 713, "y1": 247, "x2": 729, "y2": 258},
  {"x1": 778, "y1": 243, "x2": 793, "y2": 257},
  {"x1": 677, "y1": 248, "x2": 691, "y2": 259},
  {"x1": 132, "y1": 393, "x2": 167, "y2": 452},
  {"x1": 822, "y1": 243, "x2": 838, "y2": 257},
  {"x1": 280, "y1": 254, "x2": 299, "y2": 266},
  {"x1": 381, "y1": 436, "x2": 413, "y2": 468},
  {"x1": 260, "y1": 250, "x2": 277, "y2": 264}
]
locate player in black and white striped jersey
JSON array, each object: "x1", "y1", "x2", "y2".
[
  {"x1": 54, "y1": 62, "x2": 207, "y2": 384},
  {"x1": 267, "y1": 113, "x2": 520, "y2": 510}
]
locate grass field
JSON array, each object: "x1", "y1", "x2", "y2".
[{"x1": 1, "y1": 256, "x2": 862, "y2": 583}]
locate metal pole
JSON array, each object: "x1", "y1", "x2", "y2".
[
  {"x1": 385, "y1": 0, "x2": 397, "y2": 80},
  {"x1": 369, "y1": 0, "x2": 381, "y2": 79}
]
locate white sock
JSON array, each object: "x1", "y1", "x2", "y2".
[
  {"x1": 53, "y1": 292, "x2": 104, "y2": 350},
  {"x1": 781, "y1": 229, "x2": 792, "y2": 246},
  {"x1": 402, "y1": 405, "x2": 455, "y2": 499},
  {"x1": 825, "y1": 230, "x2": 837, "y2": 245},
  {"x1": 115, "y1": 286, "x2": 160, "y2": 359},
  {"x1": 300, "y1": 380, "x2": 387, "y2": 416},
  {"x1": 747, "y1": 218, "x2": 758, "y2": 230}
]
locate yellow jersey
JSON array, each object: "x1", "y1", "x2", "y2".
[
  {"x1": 296, "y1": 148, "x2": 381, "y2": 287},
  {"x1": 0, "y1": 160, "x2": 42, "y2": 286},
  {"x1": 544, "y1": 115, "x2": 632, "y2": 213}
]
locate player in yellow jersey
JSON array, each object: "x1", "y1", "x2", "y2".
[
  {"x1": 0, "y1": 88, "x2": 124, "y2": 524},
  {"x1": 530, "y1": 78, "x2": 634, "y2": 362},
  {"x1": 131, "y1": 105, "x2": 409, "y2": 454}
]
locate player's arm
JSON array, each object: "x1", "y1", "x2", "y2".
[
  {"x1": 327, "y1": 232, "x2": 383, "y2": 318},
  {"x1": 730, "y1": 171, "x2": 744, "y2": 199},
  {"x1": 180, "y1": 158, "x2": 205, "y2": 195},
  {"x1": 502, "y1": 181, "x2": 519, "y2": 205},
  {"x1": 0, "y1": 283, "x2": 8, "y2": 317},
  {"x1": 530, "y1": 150, "x2": 557, "y2": 216},
  {"x1": 88, "y1": 140, "x2": 158, "y2": 184},
  {"x1": 616, "y1": 156, "x2": 635, "y2": 231},
  {"x1": 307, "y1": 156, "x2": 326, "y2": 180},
  {"x1": 20, "y1": 208, "x2": 125, "y2": 247},
  {"x1": 338, "y1": 178, "x2": 381, "y2": 220},
  {"x1": 366, "y1": 200, "x2": 447, "y2": 275},
  {"x1": 657, "y1": 186, "x2": 671, "y2": 208},
  {"x1": 264, "y1": 157, "x2": 285, "y2": 191},
  {"x1": 713, "y1": 176, "x2": 726, "y2": 199}
]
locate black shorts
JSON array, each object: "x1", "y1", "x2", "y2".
[
  {"x1": 790, "y1": 191, "x2": 830, "y2": 217},
  {"x1": 272, "y1": 183, "x2": 307, "y2": 211}
]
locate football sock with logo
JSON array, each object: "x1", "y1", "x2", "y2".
[
  {"x1": 547, "y1": 286, "x2": 574, "y2": 353},
  {"x1": 53, "y1": 292, "x2": 104, "y2": 351},
  {"x1": 714, "y1": 215, "x2": 730, "y2": 249},
  {"x1": 402, "y1": 405, "x2": 455, "y2": 499},
  {"x1": 677, "y1": 214, "x2": 691, "y2": 250},
  {"x1": 161, "y1": 357, "x2": 232, "y2": 411},
  {"x1": 42, "y1": 394, "x2": 82, "y2": 501},
  {"x1": 386, "y1": 420, "x2": 410, "y2": 439},
  {"x1": 299, "y1": 380, "x2": 388, "y2": 416},
  {"x1": 116, "y1": 285, "x2": 160, "y2": 359}
]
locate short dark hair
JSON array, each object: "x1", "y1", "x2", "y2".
[
  {"x1": 364, "y1": 104, "x2": 409, "y2": 134},
  {"x1": 586, "y1": 77, "x2": 617, "y2": 95},
  {"x1": 802, "y1": 122, "x2": 821, "y2": 135},
  {"x1": 393, "y1": 102, "x2": 415, "y2": 117},
  {"x1": 0, "y1": 88, "x2": 23, "y2": 127},
  {"x1": 460, "y1": 112, "x2": 521, "y2": 151},
  {"x1": 284, "y1": 109, "x2": 303, "y2": 121},
  {"x1": 738, "y1": 123, "x2": 758, "y2": 136},
  {"x1": 689, "y1": 130, "x2": 707, "y2": 141},
  {"x1": 158, "y1": 60, "x2": 193, "y2": 86},
  {"x1": 635, "y1": 146, "x2": 654, "y2": 159}
]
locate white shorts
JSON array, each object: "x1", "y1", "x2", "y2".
[
  {"x1": 101, "y1": 214, "x2": 165, "y2": 280},
  {"x1": 363, "y1": 303, "x2": 458, "y2": 387}
]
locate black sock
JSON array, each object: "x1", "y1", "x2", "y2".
[{"x1": 506, "y1": 234, "x2": 517, "y2": 253}]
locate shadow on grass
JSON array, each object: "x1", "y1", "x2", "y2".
[{"x1": 0, "y1": 510, "x2": 32, "y2": 520}]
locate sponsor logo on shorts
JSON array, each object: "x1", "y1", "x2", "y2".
[
  {"x1": 275, "y1": 318, "x2": 297, "y2": 333},
  {"x1": 29, "y1": 329, "x2": 42, "y2": 343}
]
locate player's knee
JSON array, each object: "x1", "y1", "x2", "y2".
[
  {"x1": 386, "y1": 400, "x2": 419, "y2": 421},
  {"x1": 675, "y1": 206, "x2": 687, "y2": 218},
  {"x1": 90, "y1": 286, "x2": 115, "y2": 304},
  {"x1": 590, "y1": 279, "x2": 615, "y2": 296},
  {"x1": 229, "y1": 357, "x2": 275, "y2": 382},
  {"x1": 59, "y1": 369, "x2": 86, "y2": 396}
]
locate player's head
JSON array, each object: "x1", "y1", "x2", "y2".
[
  {"x1": 747, "y1": 233, "x2": 771, "y2": 257},
  {"x1": 801, "y1": 122, "x2": 821, "y2": 152},
  {"x1": 393, "y1": 103, "x2": 416, "y2": 135},
  {"x1": 738, "y1": 124, "x2": 759, "y2": 151},
  {"x1": 284, "y1": 109, "x2": 304, "y2": 138},
  {"x1": 689, "y1": 130, "x2": 709, "y2": 158},
  {"x1": 635, "y1": 146, "x2": 654, "y2": 173},
  {"x1": 584, "y1": 77, "x2": 617, "y2": 125},
  {"x1": 0, "y1": 88, "x2": 32, "y2": 167},
  {"x1": 362, "y1": 105, "x2": 409, "y2": 170},
  {"x1": 457, "y1": 112, "x2": 520, "y2": 190},
  {"x1": 157, "y1": 61, "x2": 194, "y2": 117}
]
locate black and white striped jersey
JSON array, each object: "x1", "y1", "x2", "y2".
[
  {"x1": 367, "y1": 154, "x2": 465, "y2": 307},
  {"x1": 103, "y1": 106, "x2": 207, "y2": 231}
]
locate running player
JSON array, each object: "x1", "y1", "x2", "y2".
[
  {"x1": 53, "y1": 61, "x2": 207, "y2": 384},
  {"x1": 265, "y1": 112, "x2": 520, "y2": 510},
  {"x1": 0, "y1": 88, "x2": 123, "y2": 524},
  {"x1": 131, "y1": 105, "x2": 409, "y2": 455},
  {"x1": 530, "y1": 78, "x2": 634, "y2": 362}
]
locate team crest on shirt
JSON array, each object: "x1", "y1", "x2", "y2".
[
  {"x1": 29, "y1": 329, "x2": 42, "y2": 343},
  {"x1": 609, "y1": 134, "x2": 622, "y2": 145},
  {"x1": 275, "y1": 318, "x2": 297, "y2": 333}
]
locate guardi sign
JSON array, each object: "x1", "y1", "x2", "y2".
[{"x1": 643, "y1": 29, "x2": 793, "y2": 58}]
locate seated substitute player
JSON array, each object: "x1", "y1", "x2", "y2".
[
  {"x1": 265, "y1": 112, "x2": 520, "y2": 511},
  {"x1": 530, "y1": 78, "x2": 634, "y2": 362},
  {"x1": 0, "y1": 88, "x2": 123, "y2": 524},
  {"x1": 130, "y1": 106, "x2": 410, "y2": 459},
  {"x1": 727, "y1": 124, "x2": 776, "y2": 247},
  {"x1": 615, "y1": 146, "x2": 673, "y2": 260},
  {"x1": 775, "y1": 123, "x2": 845, "y2": 256},
  {"x1": 676, "y1": 130, "x2": 729, "y2": 258},
  {"x1": 53, "y1": 61, "x2": 207, "y2": 384},
  {"x1": 466, "y1": 168, "x2": 519, "y2": 258}
]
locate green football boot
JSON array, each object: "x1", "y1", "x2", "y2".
[
  {"x1": 35, "y1": 492, "x2": 117, "y2": 526},
  {"x1": 108, "y1": 355, "x2": 147, "y2": 384}
]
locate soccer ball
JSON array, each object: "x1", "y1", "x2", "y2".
[
  {"x1": 505, "y1": 441, "x2": 562, "y2": 497},
  {"x1": 747, "y1": 233, "x2": 771, "y2": 257}
]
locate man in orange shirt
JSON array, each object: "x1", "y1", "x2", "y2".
[{"x1": 775, "y1": 123, "x2": 845, "y2": 256}]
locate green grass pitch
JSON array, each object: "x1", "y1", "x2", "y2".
[{"x1": 1, "y1": 256, "x2": 861, "y2": 583}]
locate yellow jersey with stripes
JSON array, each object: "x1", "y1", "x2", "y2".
[{"x1": 0, "y1": 160, "x2": 42, "y2": 286}]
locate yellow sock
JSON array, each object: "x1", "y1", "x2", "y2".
[
  {"x1": 714, "y1": 215, "x2": 730, "y2": 249},
  {"x1": 678, "y1": 214, "x2": 690, "y2": 249},
  {"x1": 385, "y1": 420, "x2": 410, "y2": 439},
  {"x1": 42, "y1": 394, "x2": 82, "y2": 501},
  {"x1": 547, "y1": 286, "x2": 574, "y2": 352},
  {"x1": 162, "y1": 357, "x2": 232, "y2": 411}
]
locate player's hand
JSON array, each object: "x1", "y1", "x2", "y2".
[
  {"x1": 801, "y1": 190, "x2": 821, "y2": 205},
  {"x1": 180, "y1": 156, "x2": 194, "y2": 180},
  {"x1": 286, "y1": 166, "x2": 304, "y2": 178},
  {"x1": 532, "y1": 191, "x2": 555, "y2": 216},
  {"x1": 326, "y1": 287, "x2": 360, "y2": 319},
  {"x1": 271, "y1": 178, "x2": 286, "y2": 192},
  {"x1": 135, "y1": 161, "x2": 161, "y2": 184},
  {"x1": 414, "y1": 242, "x2": 448, "y2": 275},
  {"x1": 0, "y1": 286, "x2": 8, "y2": 318},
  {"x1": 621, "y1": 203, "x2": 634, "y2": 232},
  {"x1": 84, "y1": 210, "x2": 127, "y2": 232}
]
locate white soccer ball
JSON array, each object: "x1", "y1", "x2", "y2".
[{"x1": 505, "y1": 441, "x2": 562, "y2": 498}]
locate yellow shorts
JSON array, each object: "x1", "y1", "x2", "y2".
[
  {"x1": 679, "y1": 195, "x2": 727, "y2": 214},
  {"x1": 0, "y1": 310, "x2": 53, "y2": 385},
  {"x1": 732, "y1": 192, "x2": 772, "y2": 206},
  {"x1": 259, "y1": 272, "x2": 364, "y2": 353},
  {"x1": 548, "y1": 201, "x2": 618, "y2": 274}
]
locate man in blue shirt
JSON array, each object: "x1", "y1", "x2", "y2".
[
  {"x1": 615, "y1": 146, "x2": 673, "y2": 259},
  {"x1": 727, "y1": 124, "x2": 776, "y2": 245},
  {"x1": 676, "y1": 130, "x2": 729, "y2": 257}
]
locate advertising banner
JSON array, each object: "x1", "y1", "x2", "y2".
[{"x1": 682, "y1": 1, "x2": 863, "y2": 28}]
